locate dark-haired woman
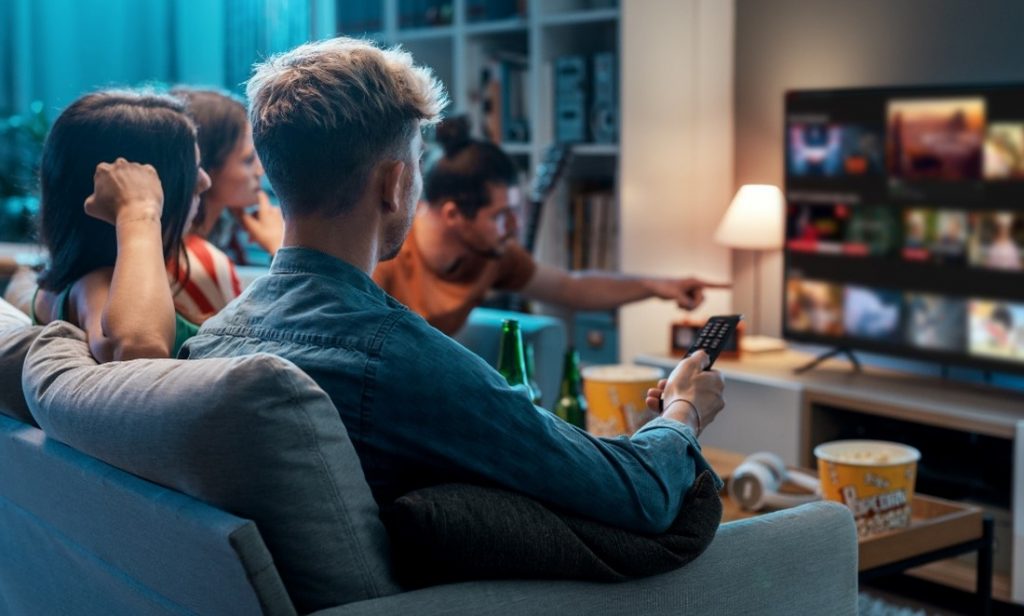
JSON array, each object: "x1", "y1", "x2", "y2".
[
  {"x1": 372, "y1": 115, "x2": 727, "y2": 336},
  {"x1": 168, "y1": 87, "x2": 284, "y2": 322},
  {"x1": 31, "y1": 90, "x2": 211, "y2": 361}
]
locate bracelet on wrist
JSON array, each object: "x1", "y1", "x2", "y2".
[{"x1": 663, "y1": 398, "x2": 701, "y2": 435}]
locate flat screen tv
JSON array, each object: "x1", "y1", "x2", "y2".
[{"x1": 784, "y1": 84, "x2": 1024, "y2": 375}]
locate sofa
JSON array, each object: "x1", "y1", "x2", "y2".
[{"x1": 0, "y1": 300, "x2": 859, "y2": 615}]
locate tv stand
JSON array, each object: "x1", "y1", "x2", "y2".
[
  {"x1": 633, "y1": 349, "x2": 1023, "y2": 606},
  {"x1": 793, "y1": 347, "x2": 862, "y2": 375}
]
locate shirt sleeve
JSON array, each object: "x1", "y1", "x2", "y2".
[
  {"x1": 372, "y1": 312, "x2": 718, "y2": 534},
  {"x1": 492, "y1": 242, "x2": 537, "y2": 291}
]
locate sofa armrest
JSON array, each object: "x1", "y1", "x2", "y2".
[
  {"x1": 317, "y1": 501, "x2": 858, "y2": 616},
  {"x1": 453, "y1": 308, "x2": 568, "y2": 407}
]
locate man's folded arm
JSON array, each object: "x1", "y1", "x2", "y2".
[{"x1": 376, "y1": 317, "x2": 718, "y2": 534}]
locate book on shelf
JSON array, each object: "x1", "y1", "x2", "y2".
[
  {"x1": 567, "y1": 184, "x2": 618, "y2": 272},
  {"x1": 480, "y1": 52, "x2": 530, "y2": 144},
  {"x1": 397, "y1": 0, "x2": 453, "y2": 29},
  {"x1": 465, "y1": 0, "x2": 526, "y2": 23}
]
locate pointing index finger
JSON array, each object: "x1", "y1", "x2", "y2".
[{"x1": 692, "y1": 280, "x2": 732, "y2": 289}]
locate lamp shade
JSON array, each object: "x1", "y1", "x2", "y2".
[{"x1": 714, "y1": 184, "x2": 785, "y2": 250}]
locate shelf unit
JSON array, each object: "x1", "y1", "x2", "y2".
[
  {"x1": 317, "y1": 0, "x2": 622, "y2": 361},
  {"x1": 316, "y1": 0, "x2": 619, "y2": 265}
]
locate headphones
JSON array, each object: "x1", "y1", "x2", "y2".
[{"x1": 728, "y1": 452, "x2": 821, "y2": 511}]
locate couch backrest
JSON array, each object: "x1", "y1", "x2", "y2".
[
  {"x1": 19, "y1": 322, "x2": 402, "y2": 613},
  {"x1": 0, "y1": 414, "x2": 295, "y2": 615}
]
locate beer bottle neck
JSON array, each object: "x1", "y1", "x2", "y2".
[
  {"x1": 497, "y1": 321, "x2": 530, "y2": 389},
  {"x1": 560, "y1": 349, "x2": 583, "y2": 397}
]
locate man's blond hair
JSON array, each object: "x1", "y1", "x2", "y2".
[{"x1": 246, "y1": 37, "x2": 447, "y2": 216}]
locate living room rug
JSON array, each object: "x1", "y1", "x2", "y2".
[{"x1": 858, "y1": 589, "x2": 959, "y2": 616}]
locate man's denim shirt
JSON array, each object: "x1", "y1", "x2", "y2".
[{"x1": 183, "y1": 247, "x2": 719, "y2": 534}]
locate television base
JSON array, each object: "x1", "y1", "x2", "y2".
[{"x1": 793, "y1": 347, "x2": 862, "y2": 375}]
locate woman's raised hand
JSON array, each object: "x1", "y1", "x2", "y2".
[
  {"x1": 233, "y1": 190, "x2": 284, "y2": 255},
  {"x1": 84, "y1": 158, "x2": 164, "y2": 225}
]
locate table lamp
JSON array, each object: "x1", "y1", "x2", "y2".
[{"x1": 714, "y1": 184, "x2": 786, "y2": 352}]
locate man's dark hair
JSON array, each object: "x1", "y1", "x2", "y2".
[
  {"x1": 246, "y1": 37, "x2": 447, "y2": 218},
  {"x1": 424, "y1": 115, "x2": 518, "y2": 219},
  {"x1": 37, "y1": 90, "x2": 198, "y2": 292},
  {"x1": 170, "y1": 87, "x2": 248, "y2": 228}
]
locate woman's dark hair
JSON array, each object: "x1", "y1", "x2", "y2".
[
  {"x1": 37, "y1": 90, "x2": 198, "y2": 292},
  {"x1": 424, "y1": 115, "x2": 518, "y2": 218},
  {"x1": 170, "y1": 87, "x2": 248, "y2": 227}
]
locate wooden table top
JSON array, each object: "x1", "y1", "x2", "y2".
[{"x1": 701, "y1": 445, "x2": 985, "y2": 572}]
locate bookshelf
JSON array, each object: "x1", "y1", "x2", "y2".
[{"x1": 319, "y1": 0, "x2": 623, "y2": 362}]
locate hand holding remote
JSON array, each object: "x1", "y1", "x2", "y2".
[{"x1": 650, "y1": 350, "x2": 726, "y2": 436}]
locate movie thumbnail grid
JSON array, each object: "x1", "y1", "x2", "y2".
[
  {"x1": 888, "y1": 97, "x2": 1024, "y2": 182},
  {"x1": 788, "y1": 122, "x2": 884, "y2": 178},
  {"x1": 785, "y1": 275, "x2": 1024, "y2": 363},
  {"x1": 786, "y1": 204, "x2": 1024, "y2": 270},
  {"x1": 788, "y1": 97, "x2": 1024, "y2": 182}
]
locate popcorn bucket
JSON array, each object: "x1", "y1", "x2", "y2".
[
  {"x1": 814, "y1": 440, "x2": 921, "y2": 537},
  {"x1": 581, "y1": 365, "x2": 663, "y2": 437}
]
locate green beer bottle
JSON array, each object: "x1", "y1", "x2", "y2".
[
  {"x1": 496, "y1": 319, "x2": 535, "y2": 401},
  {"x1": 524, "y1": 342, "x2": 543, "y2": 407},
  {"x1": 553, "y1": 347, "x2": 587, "y2": 430}
]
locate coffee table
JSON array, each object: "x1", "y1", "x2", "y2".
[{"x1": 702, "y1": 446, "x2": 995, "y2": 616}]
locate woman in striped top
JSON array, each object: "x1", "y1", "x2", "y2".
[{"x1": 170, "y1": 88, "x2": 284, "y2": 323}]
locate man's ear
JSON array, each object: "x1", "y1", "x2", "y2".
[
  {"x1": 440, "y1": 200, "x2": 464, "y2": 225},
  {"x1": 380, "y1": 160, "x2": 406, "y2": 213}
]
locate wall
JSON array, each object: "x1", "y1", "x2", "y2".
[
  {"x1": 619, "y1": 0, "x2": 734, "y2": 364},
  {"x1": 734, "y1": 0, "x2": 1024, "y2": 339}
]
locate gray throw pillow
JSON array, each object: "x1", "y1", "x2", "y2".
[
  {"x1": 0, "y1": 297, "x2": 42, "y2": 426},
  {"x1": 22, "y1": 322, "x2": 400, "y2": 613},
  {"x1": 0, "y1": 324, "x2": 43, "y2": 426},
  {"x1": 0, "y1": 295, "x2": 31, "y2": 328}
]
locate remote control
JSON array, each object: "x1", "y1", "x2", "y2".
[
  {"x1": 658, "y1": 314, "x2": 743, "y2": 414},
  {"x1": 684, "y1": 314, "x2": 743, "y2": 370}
]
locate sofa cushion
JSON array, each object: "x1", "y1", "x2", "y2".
[
  {"x1": 0, "y1": 297, "x2": 41, "y2": 426},
  {"x1": 0, "y1": 294, "x2": 31, "y2": 327},
  {"x1": 22, "y1": 322, "x2": 401, "y2": 613}
]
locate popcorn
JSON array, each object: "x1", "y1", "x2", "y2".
[{"x1": 814, "y1": 440, "x2": 921, "y2": 537}]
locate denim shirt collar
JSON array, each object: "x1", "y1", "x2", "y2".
[{"x1": 270, "y1": 246, "x2": 392, "y2": 306}]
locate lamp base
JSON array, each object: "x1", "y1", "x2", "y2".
[{"x1": 740, "y1": 335, "x2": 787, "y2": 354}]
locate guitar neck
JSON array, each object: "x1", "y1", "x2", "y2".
[
  {"x1": 523, "y1": 197, "x2": 544, "y2": 254},
  {"x1": 522, "y1": 145, "x2": 570, "y2": 256}
]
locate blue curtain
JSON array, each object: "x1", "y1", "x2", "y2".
[
  {"x1": 1, "y1": 0, "x2": 313, "y2": 114},
  {"x1": 225, "y1": 0, "x2": 311, "y2": 94},
  {"x1": 0, "y1": 0, "x2": 313, "y2": 243}
]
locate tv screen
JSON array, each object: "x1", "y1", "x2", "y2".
[{"x1": 784, "y1": 84, "x2": 1024, "y2": 374}]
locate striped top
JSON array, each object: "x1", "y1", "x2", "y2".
[{"x1": 171, "y1": 234, "x2": 242, "y2": 323}]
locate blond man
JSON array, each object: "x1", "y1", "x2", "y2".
[{"x1": 183, "y1": 37, "x2": 726, "y2": 532}]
